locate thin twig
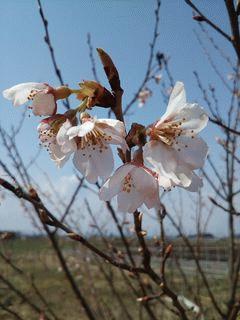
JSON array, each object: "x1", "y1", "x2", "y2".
[{"x1": 37, "y1": 0, "x2": 70, "y2": 109}]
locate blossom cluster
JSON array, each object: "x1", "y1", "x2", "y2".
[{"x1": 3, "y1": 81, "x2": 208, "y2": 213}]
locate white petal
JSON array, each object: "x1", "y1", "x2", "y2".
[
  {"x1": 184, "y1": 173, "x2": 203, "y2": 192},
  {"x1": 97, "y1": 118, "x2": 126, "y2": 134},
  {"x1": 49, "y1": 143, "x2": 70, "y2": 168},
  {"x1": 158, "y1": 175, "x2": 175, "y2": 190},
  {"x1": 56, "y1": 120, "x2": 70, "y2": 144},
  {"x1": 73, "y1": 144, "x2": 114, "y2": 183},
  {"x1": 32, "y1": 92, "x2": 56, "y2": 116},
  {"x1": 56, "y1": 120, "x2": 77, "y2": 153},
  {"x1": 117, "y1": 186, "x2": 143, "y2": 213},
  {"x1": 174, "y1": 136, "x2": 208, "y2": 169},
  {"x1": 99, "y1": 164, "x2": 135, "y2": 201},
  {"x1": 143, "y1": 141, "x2": 180, "y2": 184},
  {"x1": 144, "y1": 141, "x2": 193, "y2": 187},
  {"x1": 37, "y1": 121, "x2": 49, "y2": 132},
  {"x1": 77, "y1": 121, "x2": 95, "y2": 137},
  {"x1": 131, "y1": 167, "x2": 160, "y2": 210},
  {"x1": 52, "y1": 153, "x2": 70, "y2": 168},
  {"x1": 67, "y1": 126, "x2": 82, "y2": 140},
  {"x1": 162, "y1": 82, "x2": 186, "y2": 120},
  {"x1": 73, "y1": 149, "x2": 96, "y2": 183},
  {"x1": 175, "y1": 103, "x2": 208, "y2": 135},
  {"x1": 3, "y1": 82, "x2": 47, "y2": 107},
  {"x1": 175, "y1": 166, "x2": 193, "y2": 187},
  {"x1": 97, "y1": 119, "x2": 128, "y2": 151},
  {"x1": 67, "y1": 121, "x2": 95, "y2": 140}
]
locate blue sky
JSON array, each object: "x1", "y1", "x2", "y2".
[{"x1": 0, "y1": 0, "x2": 236, "y2": 236}]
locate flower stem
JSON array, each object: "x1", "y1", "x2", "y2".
[{"x1": 70, "y1": 89, "x2": 82, "y2": 94}]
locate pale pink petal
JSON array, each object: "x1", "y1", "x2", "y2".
[
  {"x1": 143, "y1": 141, "x2": 180, "y2": 184},
  {"x1": 67, "y1": 121, "x2": 95, "y2": 140},
  {"x1": 67, "y1": 126, "x2": 81, "y2": 140},
  {"x1": 184, "y1": 173, "x2": 203, "y2": 192},
  {"x1": 3, "y1": 82, "x2": 47, "y2": 107},
  {"x1": 158, "y1": 175, "x2": 175, "y2": 190},
  {"x1": 56, "y1": 120, "x2": 71, "y2": 145},
  {"x1": 76, "y1": 121, "x2": 95, "y2": 137},
  {"x1": 73, "y1": 144, "x2": 114, "y2": 183},
  {"x1": 37, "y1": 122, "x2": 49, "y2": 133},
  {"x1": 99, "y1": 164, "x2": 135, "y2": 201},
  {"x1": 131, "y1": 167, "x2": 160, "y2": 210},
  {"x1": 174, "y1": 136, "x2": 208, "y2": 169},
  {"x1": 52, "y1": 153, "x2": 70, "y2": 168},
  {"x1": 56, "y1": 120, "x2": 77, "y2": 153},
  {"x1": 73, "y1": 149, "x2": 96, "y2": 183},
  {"x1": 32, "y1": 92, "x2": 56, "y2": 116},
  {"x1": 161, "y1": 82, "x2": 186, "y2": 120},
  {"x1": 144, "y1": 141, "x2": 194, "y2": 187},
  {"x1": 97, "y1": 119, "x2": 125, "y2": 134},
  {"x1": 175, "y1": 166, "x2": 193, "y2": 187},
  {"x1": 100, "y1": 164, "x2": 160, "y2": 212},
  {"x1": 49, "y1": 143, "x2": 70, "y2": 168},
  {"x1": 174, "y1": 103, "x2": 208, "y2": 135},
  {"x1": 117, "y1": 186, "x2": 143, "y2": 213},
  {"x1": 97, "y1": 119, "x2": 128, "y2": 151}
]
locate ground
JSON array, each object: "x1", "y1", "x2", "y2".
[{"x1": 0, "y1": 237, "x2": 238, "y2": 319}]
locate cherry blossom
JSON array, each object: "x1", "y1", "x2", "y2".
[
  {"x1": 38, "y1": 115, "x2": 76, "y2": 168},
  {"x1": 3, "y1": 82, "x2": 70, "y2": 116},
  {"x1": 99, "y1": 163, "x2": 160, "y2": 213},
  {"x1": 138, "y1": 88, "x2": 152, "y2": 108},
  {"x1": 67, "y1": 113, "x2": 128, "y2": 183},
  {"x1": 143, "y1": 82, "x2": 208, "y2": 191}
]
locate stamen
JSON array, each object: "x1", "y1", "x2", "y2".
[{"x1": 122, "y1": 174, "x2": 134, "y2": 193}]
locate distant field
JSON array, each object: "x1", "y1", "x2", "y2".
[{"x1": 0, "y1": 237, "x2": 238, "y2": 319}]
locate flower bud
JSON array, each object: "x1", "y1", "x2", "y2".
[
  {"x1": 77, "y1": 81, "x2": 115, "y2": 109},
  {"x1": 126, "y1": 123, "x2": 146, "y2": 148},
  {"x1": 193, "y1": 15, "x2": 205, "y2": 22},
  {"x1": 165, "y1": 244, "x2": 173, "y2": 257}
]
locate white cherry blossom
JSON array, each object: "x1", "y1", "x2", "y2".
[
  {"x1": 3, "y1": 82, "x2": 57, "y2": 116},
  {"x1": 99, "y1": 163, "x2": 160, "y2": 213},
  {"x1": 143, "y1": 82, "x2": 208, "y2": 191},
  {"x1": 67, "y1": 114, "x2": 128, "y2": 183},
  {"x1": 138, "y1": 88, "x2": 152, "y2": 108},
  {"x1": 38, "y1": 115, "x2": 76, "y2": 168}
]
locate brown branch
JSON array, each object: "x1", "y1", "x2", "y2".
[
  {"x1": 37, "y1": 0, "x2": 70, "y2": 109},
  {"x1": 32, "y1": 208, "x2": 97, "y2": 320},
  {"x1": 68, "y1": 232, "x2": 145, "y2": 274},
  {"x1": 52, "y1": 177, "x2": 84, "y2": 235},
  {"x1": 184, "y1": 0, "x2": 231, "y2": 42},
  {"x1": 0, "y1": 178, "x2": 145, "y2": 275},
  {"x1": 0, "y1": 274, "x2": 49, "y2": 319},
  {"x1": 123, "y1": 0, "x2": 161, "y2": 115},
  {"x1": 209, "y1": 117, "x2": 240, "y2": 135},
  {"x1": 134, "y1": 211, "x2": 151, "y2": 270},
  {"x1": 165, "y1": 205, "x2": 225, "y2": 318},
  {"x1": 0, "y1": 250, "x2": 58, "y2": 318},
  {"x1": 224, "y1": 0, "x2": 240, "y2": 61},
  {"x1": 209, "y1": 197, "x2": 240, "y2": 216},
  {"x1": 0, "y1": 303, "x2": 25, "y2": 320},
  {"x1": 97, "y1": 42, "x2": 189, "y2": 319},
  {"x1": 94, "y1": 256, "x2": 133, "y2": 320},
  {"x1": 87, "y1": 33, "x2": 99, "y2": 82}
]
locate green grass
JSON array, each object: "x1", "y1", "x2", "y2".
[{"x1": 0, "y1": 237, "x2": 238, "y2": 319}]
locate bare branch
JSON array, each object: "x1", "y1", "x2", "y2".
[
  {"x1": 184, "y1": 0, "x2": 231, "y2": 42},
  {"x1": 37, "y1": 0, "x2": 70, "y2": 109}
]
